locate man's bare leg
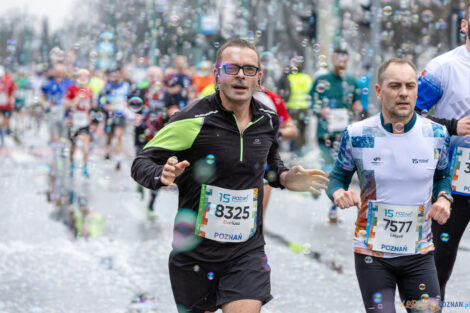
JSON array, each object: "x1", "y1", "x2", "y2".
[{"x1": 222, "y1": 299, "x2": 262, "y2": 313}]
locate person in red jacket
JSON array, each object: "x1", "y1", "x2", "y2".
[
  {"x1": 0, "y1": 66, "x2": 17, "y2": 147},
  {"x1": 253, "y1": 88, "x2": 298, "y2": 225},
  {"x1": 65, "y1": 69, "x2": 94, "y2": 177}
]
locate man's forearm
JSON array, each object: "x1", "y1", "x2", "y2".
[
  {"x1": 131, "y1": 156, "x2": 165, "y2": 190},
  {"x1": 415, "y1": 107, "x2": 458, "y2": 135},
  {"x1": 432, "y1": 167, "x2": 452, "y2": 201},
  {"x1": 326, "y1": 163, "x2": 355, "y2": 201}
]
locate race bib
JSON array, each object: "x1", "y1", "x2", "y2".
[
  {"x1": 195, "y1": 184, "x2": 258, "y2": 243},
  {"x1": 0, "y1": 92, "x2": 8, "y2": 105},
  {"x1": 327, "y1": 108, "x2": 350, "y2": 133},
  {"x1": 49, "y1": 105, "x2": 64, "y2": 118},
  {"x1": 16, "y1": 90, "x2": 26, "y2": 99},
  {"x1": 72, "y1": 111, "x2": 89, "y2": 128},
  {"x1": 365, "y1": 201, "x2": 423, "y2": 254},
  {"x1": 450, "y1": 146, "x2": 470, "y2": 196},
  {"x1": 110, "y1": 97, "x2": 126, "y2": 112}
]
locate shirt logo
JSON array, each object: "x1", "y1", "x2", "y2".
[
  {"x1": 412, "y1": 158, "x2": 429, "y2": 164},
  {"x1": 253, "y1": 138, "x2": 261, "y2": 145},
  {"x1": 371, "y1": 157, "x2": 383, "y2": 165}
]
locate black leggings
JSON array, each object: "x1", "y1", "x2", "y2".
[
  {"x1": 432, "y1": 194, "x2": 470, "y2": 301},
  {"x1": 355, "y1": 252, "x2": 440, "y2": 313}
]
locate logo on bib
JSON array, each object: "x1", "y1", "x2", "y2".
[
  {"x1": 412, "y1": 158, "x2": 429, "y2": 164},
  {"x1": 232, "y1": 195, "x2": 249, "y2": 202}
]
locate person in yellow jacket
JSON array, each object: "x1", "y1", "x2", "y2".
[{"x1": 285, "y1": 59, "x2": 313, "y2": 153}]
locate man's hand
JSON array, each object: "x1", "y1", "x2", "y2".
[
  {"x1": 280, "y1": 166, "x2": 329, "y2": 194},
  {"x1": 332, "y1": 188, "x2": 361, "y2": 209},
  {"x1": 425, "y1": 196, "x2": 451, "y2": 225},
  {"x1": 160, "y1": 156, "x2": 190, "y2": 186},
  {"x1": 457, "y1": 116, "x2": 470, "y2": 136}
]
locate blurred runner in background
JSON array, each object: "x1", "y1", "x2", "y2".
[
  {"x1": 166, "y1": 55, "x2": 192, "y2": 111},
  {"x1": 99, "y1": 67, "x2": 131, "y2": 170},
  {"x1": 0, "y1": 66, "x2": 16, "y2": 147},
  {"x1": 415, "y1": 1, "x2": 470, "y2": 302},
  {"x1": 130, "y1": 66, "x2": 169, "y2": 217},
  {"x1": 65, "y1": 69, "x2": 94, "y2": 178},
  {"x1": 42, "y1": 63, "x2": 73, "y2": 144},
  {"x1": 310, "y1": 47, "x2": 362, "y2": 224},
  {"x1": 192, "y1": 60, "x2": 215, "y2": 99},
  {"x1": 285, "y1": 57, "x2": 312, "y2": 155}
]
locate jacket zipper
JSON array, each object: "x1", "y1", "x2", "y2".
[{"x1": 232, "y1": 114, "x2": 264, "y2": 162}]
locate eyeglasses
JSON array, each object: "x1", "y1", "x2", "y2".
[{"x1": 218, "y1": 64, "x2": 260, "y2": 76}]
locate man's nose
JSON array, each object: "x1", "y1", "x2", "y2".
[
  {"x1": 399, "y1": 86, "x2": 409, "y2": 97},
  {"x1": 235, "y1": 67, "x2": 246, "y2": 78}
]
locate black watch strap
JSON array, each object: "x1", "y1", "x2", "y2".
[{"x1": 438, "y1": 192, "x2": 454, "y2": 205}]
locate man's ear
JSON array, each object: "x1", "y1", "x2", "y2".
[
  {"x1": 461, "y1": 18, "x2": 468, "y2": 35},
  {"x1": 375, "y1": 83, "x2": 382, "y2": 101}
]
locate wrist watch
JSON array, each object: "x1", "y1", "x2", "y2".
[{"x1": 438, "y1": 192, "x2": 454, "y2": 205}]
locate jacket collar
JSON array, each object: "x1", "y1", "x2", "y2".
[
  {"x1": 212, "y1": 90, "x2": 264, "y2": 119},
  {"x1": 380, "y1": 112, "x2": 417, "y2": 133}
]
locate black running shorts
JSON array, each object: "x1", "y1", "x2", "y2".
[
  {"x1": 169, "y1": 247, "x2": 272, "y2": 313},
  {"x1": 68, "y1": 126, "x2": 90, "y2": 141},
  {"x1": 0, "y1": 109, "x2": 12, "y2": 118}
]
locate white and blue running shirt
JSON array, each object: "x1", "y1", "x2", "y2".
[
  {"x1": 417, "y1": 45, "x2": 470, "y2": 155},
  {"x1": 336, "y1": 114, "x2": 450, "y2": 257}
]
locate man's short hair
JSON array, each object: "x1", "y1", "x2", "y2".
[
  {"x1": 377, "y1": 58, "x2": 417, "y2": 85},
  {"x1": 333, "y1": 47, "x2": 349, "y2": 55},
  {"x1": 215, "y1": 39, "x2": 260, "y2": 68}
]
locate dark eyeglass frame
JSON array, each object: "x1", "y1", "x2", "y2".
[{"x1": 218, "y1": 64, "x2": 260, "y2": 76}]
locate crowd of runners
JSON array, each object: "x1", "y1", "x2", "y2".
[{"x1": 1, "y1": 3, "x2": 470, "y2": 312}]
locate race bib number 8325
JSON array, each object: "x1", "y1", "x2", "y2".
[{"x1": 195, "y1": 184, "x2": 258, "y2": 243}]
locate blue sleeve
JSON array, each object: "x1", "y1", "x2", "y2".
[
  {"x1": 41, "y1": 81, "x2": 50, "y2": 96},
  {"x1": 436, "y1": 131, "x2": 451, "y2": 171},
  {"x1": 336, "y1": 128, "x2": 356, "y2": 171},
  {"x1": 416, "y1": 71, "x2": 443, "y2": 111},
  {"x1": 326, "y1": 128, "x2": 357, "y2": 201},
  {"x1": 326, "y1": 163, "x2": 355, "y2": 201},
  {"x1": 432, "y1": 167, "x2": 452, "y2": 200},
  {"x1": 432, "y1": 129, "x2": 451, "y2": 199}
]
